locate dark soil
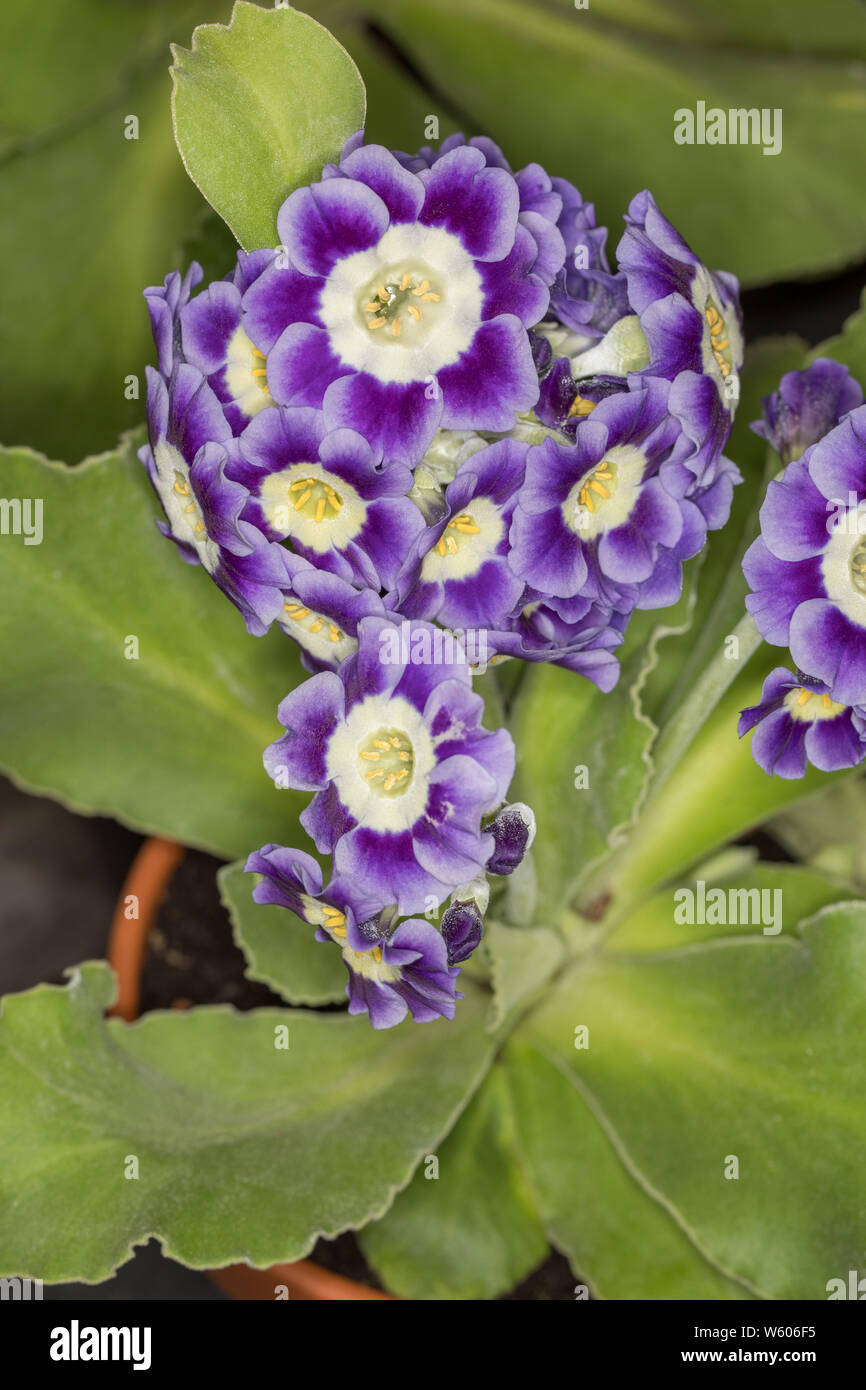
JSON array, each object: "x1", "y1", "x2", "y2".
[{"x1": 142, "y1": 849, "x2": 580, "y2": 1299}]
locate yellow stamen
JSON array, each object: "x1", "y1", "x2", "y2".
[
  {"x1": 294, "y1": 489, "x2": 312, "y2": 510},
  {"x1": 315, "y1": 497, "x2": 326, "y2": 523},
  {"x1": 407, "y1": 304, "x2": 422, "y2": 322}
]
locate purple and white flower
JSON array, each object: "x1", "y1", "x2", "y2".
[
  {"x1": 398, "y1": 438, "x2": 528, "y2": 629},
  {"x1": 744, "y1": 405, "x2": 866, "y2": 704},
  {"x1": 258, "y1": 141, "x2": 550, "y2": 465},
  {"x1": 488, "y1": 595, "x2": 628, "y2": 691},
  {"x1": 752, "y1": 357, "x2": 863, "y2": 466},
  {"x1": 616, "y1": 191, "x2": 744, "y2": 416},
  {"x1": 738, "y1": 667, "x2": 866, "y2": 778},
  {"x1": 229, "y1": 406, "x2": 424, "y2": 590},
  {"x1": 263, "y1": 617, "x2": 515, "y2": 914},
  {"x1": 245, "y1": 844, "x2": 461, "y2": 1027},
  {"x1": 509, "y1": 377, "x2": 712, "y2": 612},
  {"x1": 276, "y1": 552, "x2": 394, "y2": 671},
  {"x1": 140, "y1": 366, "x2": 289, "y2": 634}
]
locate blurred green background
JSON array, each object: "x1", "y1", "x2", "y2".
[{"x1": 3, "y1": 0, "x2": 866, "y2": 463}]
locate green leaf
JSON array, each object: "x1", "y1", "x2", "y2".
[
  {"x1": 359, "y1": 1065, "x2": 548, "y2": 1300},
  {"x1": 509, "y1": 617, "x2": 675, "y2": 922},
  {"x1": 505, "y1": 1042, "x2": 751, "y2": 1300},
  {"x1": 485, "y1": 920, "x2": 564, "y2": 1030},
  {"x1": 0, "y1": 0, "x2": 233, "y2": 462},
  {"x1": 515, "y1": 903, "x2": 866, "y2": 1299},
  {"x1": 171, "y1": 2, "x2": 366, "y2": 250},
  {"x1": 768, "y1": 775, "x2": 866, "y2": 888},
  {"x1": 219, "y1": 860, "x2": 347, "y2": 1006},
  {"x1": 0, "y1": 962, "x2": 494, "y2": 1282},
  {"x1": 596, "y1": 648, "x2": 854, "y2": 914},
  {"x1": 0, "y1": 438, "x2": 306, "y2": 860},
  {"x1": 356, "y1": 0, "x2": 866, "y2": 286},
  {"x1": 608, "y1": 861, "x2": 855, "y2": 952}
]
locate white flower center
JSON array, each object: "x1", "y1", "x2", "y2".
[
  {"x1": 151, "y1": 441, "x2": 220, "y2": 572},
  {"x1": 562, "y1": 444, "x2": 646, "y2": 541},
  {"x1": 225, "y1": 325, "x2": 272, "y2": 419},
  {"x1": 783, "y1": 687, "x2": 846, "y2": 722},
  {"x1": 822, "y1": 503, "x2": 866, "y2": 628},
  {"x1": 420, "y1": 496, "x2": 503, "y2": 582},
  {"x1": 326, "y1": 693, "x2": 436, "y2": 832},
  {"x1": 279, "y1": 598, "x2": 357, "y2": 666},
  {"x1": 319, "y1": 223, "x2": 483, "y2": 384},
  {"x1": 259, "y1": 464, "x2": 366, "y2": 553},
  {"x1": 691, "y1": 266, "x2": 743, "y2": 414}
]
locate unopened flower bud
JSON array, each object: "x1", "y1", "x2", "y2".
[
  {"x1": 440, "y1": 900, "x2": 483, "y2": 966},
  {"x1": 487, "y1": 802, "x2": 536, "y2": 876}
]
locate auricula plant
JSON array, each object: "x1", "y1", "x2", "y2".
[{"x1": 4, "y1": 0, "x2": 866, "y2": 1306}]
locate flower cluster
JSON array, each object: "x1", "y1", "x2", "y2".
[
  {"x1": 740, "y1": 359, "x2": 866, "y2": 778},
  {"x1": 143, "y1": 132, "x2": 741, "y2": 1024}
]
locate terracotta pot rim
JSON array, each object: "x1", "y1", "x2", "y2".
[{"x1": 107, "y1": 835, "x2": 394, "y2": 1302}]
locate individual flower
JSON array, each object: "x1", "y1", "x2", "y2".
[
  {"x1": 509, "y1": 377, "x2": 710, "y2": 612},
  {"x1": 263, "y1": 617, "x2": 515, "y2": 914},
  {"x1": 140, "y1": 367, "x2": 289, "y2": 634},
  {"x1": 229, "y1": 406, "x2": 424, "y2": 590},
  {"x1": 738, "y1": 667, "x2": 866, "y2": 778},
  {"x1": 253, "y1": 140, "x2": 550, "y2": 465},
  {"x1": 535, "y1": 358, "x2": 627, "y2": 438},
  {"x1": 276, "y1": 552, "x2": 394, "y2": 671},
  {"x1": 744, "y1": 405, "x2": 866, "y2": 704},
  {"x1": 397, "y1": 438, "x2": 528, "y2": 629},
  {"x1": 179, "y1": 250, "x2": 281, "y2": 433},
  {"x1": 245, "y1": 844, "x2": 460, "y2": 1027},
  {"x1": 616, "y1": 191, "x2": 744, "y2": 417},
  {"x1": 487, "y1": 595, "x2": 628, "y2": 691},
  {"x1": 751, "y1": 357, "x2": 863, "y2": 466}
]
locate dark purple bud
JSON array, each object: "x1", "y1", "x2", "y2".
[
  {"x1": 487, "y1": 802, "x2": 537, "y2": 876},
  {"x1": 440, "y1": 901, "x2": 483, "y2": 966}
]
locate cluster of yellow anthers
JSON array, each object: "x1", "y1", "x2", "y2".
[
  {"x1": 320, "y1": 904, "x2": 384, "y2": 962},
  {"x1": 435, "y1": 512, "x2": 481, "y2": 555},
  {"x1": 364, "y1": 273, "x2": 441, "y2": 337},
  {"x1": 567, "y1": 394, "x2": 596, "y2": 420},
  {"x1": 289, "y1": 475, "x2": 343, "y2": 522},
  {"x1": 705, "y1": 302, "x2": 731, "y2": 378},
  {"x1": 173, "y1": 475, "x2": 206, "y2": 534},
  {"x1": 577, "y1": 460, "x2": 615, "y2": 513},
  {"x1": 282, "y1": 600, "x2": 345, "y2": 643},
  {"x1": 792, "y1": 688, "x2": 843, "y2": 716},
  {"x1": 359, "y1": 732, "x2": 413, "y2": 794},
  {"x1": 250, "y1": 346, "x2": 270, "y2": 395}
]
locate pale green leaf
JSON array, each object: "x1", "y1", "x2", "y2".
[
  {"x1": 171, "y1": 2, "x2": 366, "y2": 250},
  {"x1": 0, "y1": 961, "x2": 494, "y2": 1282},
  {"x1": 219, "y1": 860, "x2": 347, "y2": 1006}
]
